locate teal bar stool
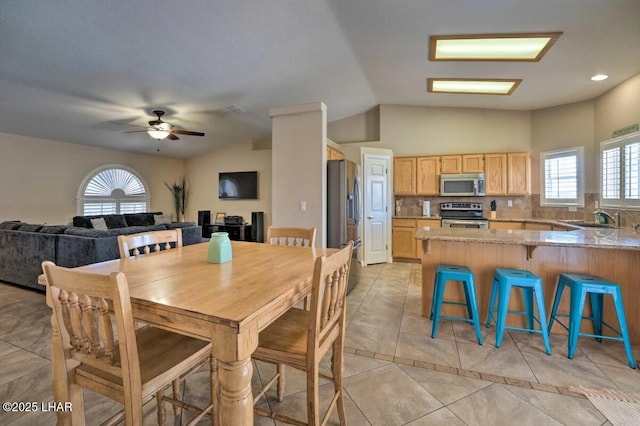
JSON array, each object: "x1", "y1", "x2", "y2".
[
  {"x1": 431, "y1": 264, "x2": 483, "y2": 345},
  {"x1": 548, "y1": 273, "x2": 635, "y2": 369},
  {"x1": 486, "y1": 268, "x2": 551, "y2": 355}
]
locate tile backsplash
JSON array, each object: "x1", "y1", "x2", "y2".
[{"x1": 395, "y1": 193, "x2": 640, "y2": 228}]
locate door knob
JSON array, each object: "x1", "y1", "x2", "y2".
[{"x1": 367, "y1": 215, "x2": 374, "y2": 219}]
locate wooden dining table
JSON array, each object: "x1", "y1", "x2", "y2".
[{"x1": 42, "y1": 240, "x2": 336, "y2": 425}]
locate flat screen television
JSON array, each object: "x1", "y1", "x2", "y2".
[{"x1": 219, "y1": 171, "x2": 258, "y2": 200}]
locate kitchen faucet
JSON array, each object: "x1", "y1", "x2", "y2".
[{"x1": 593, "y1": 209, "x2": 619, "y2": 227}]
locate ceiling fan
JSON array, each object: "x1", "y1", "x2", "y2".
[{"x1": 123, "y1": 110, "x2": 205, "y2": 140}]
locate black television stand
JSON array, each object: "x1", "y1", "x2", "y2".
[{"x1": 204, "y1": 224, "x2": 253, "y2": 241}]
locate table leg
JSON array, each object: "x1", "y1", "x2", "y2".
[
  {"x1": 211, "y1": 325, "x2": 258, "y2": 425},
  {"x1": 217, "y1": 358, "x2": 253, "y2": 425}
]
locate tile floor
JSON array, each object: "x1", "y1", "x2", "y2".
[{"x1": 1, "y1": 262, "x2": 639, "y2": 425}]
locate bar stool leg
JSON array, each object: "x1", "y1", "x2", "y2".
[
  {"x1": 611, "y1": 288, "x2": 635, "y2": 369},
  {"x1": 495, "y1": 281, "x2": 511, "y2": 348},
  {"x1": 486, "y1": 278, "x2": 499, "y2": 328},
  {"x1": 548, "y1": 278, "x2": 566, "y2": 333},
  {"x1": 589, "y1": 292, "x2": 603, "y2": 342},
  {"x1": 568, "y1": 287, "x2": 587, "y2": 360},
  {"x1": 534, "y1": 284, "x2": 552, "y2": 355},
  {"x1": 523, "y1": 287, "x2": 534, "y2": 333},
  {"x1": 431, "y1": 275, "x2": 446, "y2": 338},
  {"x1": 465, "y1": 276, "x2": 483, "y2": 345}
]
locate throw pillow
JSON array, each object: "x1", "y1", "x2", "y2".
[
  {"x1": 17, "y1": 223, "x2": 43, "y2": 232},
  {"x1": 90, "y1": 217, "x2": 108, "y2": 231},
  {"x1": 154, "y1": 214, "x2": 173, "y2": 225},
  {"x1": 0, "y1": 221, "x2": 21, "y2": 230},
  {"x1": 103, "y1": 214, "x2": 127, "y2": 229}
]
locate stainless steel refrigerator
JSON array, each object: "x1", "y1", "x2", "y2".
[{"x1": 327, "y1": 159, "x2": 362, "y2": 293}]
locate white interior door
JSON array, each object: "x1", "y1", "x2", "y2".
[{"x1": 364, "y1": 154, "x2": 389, "y2": 264}]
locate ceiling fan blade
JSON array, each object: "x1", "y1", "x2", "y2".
[
  {"x1": 171, "y1": 129, "x2": 205, "y2": 136},
  {"x1": 167, "y1": 133, "x2": 180, "y2": 140},
  {"x1": 122, "y1": 130, "x2": 149, "y2": 134}
]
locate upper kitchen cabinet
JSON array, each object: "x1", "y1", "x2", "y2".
[
  {"x1": 394, "y1": 157, "x2": 417, "y2": 195},
  {"x1": 507, "y1": 152, "x2": 531, "y2": 194},
  {"x1": 484, "y1": 153, "x2": 508, "y2": 195},
  {"x1": 416, "y1": 156, "x2": 441, "y2": 195},
  {"x1": 462, "y1": 154, "x2": 484, "y2": 173},
  {"x1": 440, "y1": 155, "x2": 462, "y2": 174},
  {"x1": 327, "y1": 146, "x2": 344, "y2": 160},
  {"x1": 484, "y1": 152, "x2": 531, "y2": 195}
]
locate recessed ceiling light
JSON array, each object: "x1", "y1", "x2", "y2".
[
  {"x1": 427, "y1": 78, "x2": 522, "y2": 95},
  {"x1": 430, "y1": 32, "x2": 562, "y2": 61},
  {"x1": 590, "y1": 74, "x2": 608, "y2": 81}
]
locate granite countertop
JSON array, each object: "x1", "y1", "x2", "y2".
[{"x1": 415, "y1": 226, "x2": 640, "y2": 251}]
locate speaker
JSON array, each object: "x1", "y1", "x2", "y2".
[
  {"x1": 251, "y1": 211, "x2": 264, "y2": 243},
  {"x1": 197, "y1": 210, "x2": 211, "y2": 226}
]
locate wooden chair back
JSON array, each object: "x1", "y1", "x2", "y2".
[
  {"x1": 118, "y1": 228, "x2": 182, "y2": 258},
  {"x1": 266, "y1": 226, "x2": 316, "y2": 247},
  {"x1": 42, "y1": 261, "x2": 142, "y2": 417},
  {"x1": 308, "y1": 241, "x2": 353, "y2": 357}
]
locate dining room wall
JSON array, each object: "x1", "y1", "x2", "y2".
[
  {"x1": 0, "y1": 132, "x2": 185, "y2": 224},
  {"x1": 184, "y1": 139, "x2": 272, "y2": 227}
]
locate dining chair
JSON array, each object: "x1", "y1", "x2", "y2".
[
  {"x1": 42, "y1": 260, "x2": 213, "y2": 426},
  {"x1": 266, "y1": 226, "x2": 316, "y2": 247},
  {"x1": 117, "y1": 228, "x2": 183, "y2": 258},
  {"x1": 252, "y1": 241, "x2": 353, "y2": 425}
]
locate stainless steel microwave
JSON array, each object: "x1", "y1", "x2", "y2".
[{"x1": 440, "y1": 173, "x2": 486, "y2": 197}]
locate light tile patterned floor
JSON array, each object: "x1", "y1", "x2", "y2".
[{"x1": 2, "y1": 261, "x2": 639, "y2": 424}]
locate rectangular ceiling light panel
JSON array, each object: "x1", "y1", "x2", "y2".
[
  {"x1": 427, "y1": 78, "x2": 522, "y2": 95},
  {"x1": 430, "y1": 32, "x2": 562, "y2": 61}
]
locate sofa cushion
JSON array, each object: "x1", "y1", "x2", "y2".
[
  {"x1": 0, "y1": 221, "x2": 22, "y2": 230},
  {"x1": 72, "y1": 214, "x2": 127, "y2": 229},
  {"x1": 39, "y1": 225, "x2": 69, "y2": 234},
  {"x1": 72, "y1": 216, "x2": 93, "y2": 228},
  {"x1": 90, "y1": 217, "x2": 108, "y2": 231},
  {"x1": 17, "y1": 223, "x2": 43, "y2": 232},
  {"x1": 64, "y1": 227, "x2": 125, "y2": 238},
  {"x1": 124, "y1": 212, "x2": 161, "y2": 227},
  {"x1": 154, "y1": 214, "x2": 172, "y2": 225}
]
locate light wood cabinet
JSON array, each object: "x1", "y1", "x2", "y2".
[
  {"x1": 393, "y1": 157, "x2": 417, "y2": 195},
  {"x1": 484, "y1": 153, "x2": 508, "y2": 195},
  {"x1": 462, "y1": 154, "x2": 484, "y2": 173},
  {"x1": 392, "y1": 219, "x2": 417, "y2": 259},
  {"x1": 523, "y1": 222, "x2": 552, "y2": 231},
  {"x1": 327, "y1": 146, "x2": 344, "y2": 160},
  {"x1": 440, "y1": 155, "x2": 462, "y2": 174},
  {"x1": 393, "y1": 218, "x2": 441, "y2": 260},
  {"x1": 484, "y1": 152, "x2": 530, "y2": 195},
  {"x1": 416, "y1": 156, "x2": 441, "y2": 195},
  {"x1": 507, "y1": 152, "x2": 531, "y2": 195},
  {"x1": 415, "y1": 219, "x2": 441, "y2": 257}
]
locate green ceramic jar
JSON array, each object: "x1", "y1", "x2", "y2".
[{"x1": 208, "y1": 232, "x2": 232, "y2": 263}]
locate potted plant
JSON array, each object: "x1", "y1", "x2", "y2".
[{"x1": 165, "y1": 176, "x2": 189, "y2": 222}]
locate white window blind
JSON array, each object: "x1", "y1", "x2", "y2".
[
  {"x1": 600, "y1": 132, "x2": 640, "y2": 208},
  {"x1": 78, "y1": 166, "x2": 150, "y2": 215},
  {"x1": 540, "y1": 147, "x2": 584, "y2": 206}
]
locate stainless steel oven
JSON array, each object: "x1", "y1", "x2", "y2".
[{"x1": 440, "y1": 202, "x2": 489, "y2": 229}]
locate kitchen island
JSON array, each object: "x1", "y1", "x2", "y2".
[{"x1": 416, "y1": 226, "x2": 640, "y2": 344}]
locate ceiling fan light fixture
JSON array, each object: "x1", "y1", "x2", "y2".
[{"x1": 147, "y1": 129, "x2": 170, "y2": 140}]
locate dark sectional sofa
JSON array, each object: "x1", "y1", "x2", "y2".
[{"x1": 0, "y1": 212, "x2": 202, "y2": 291}]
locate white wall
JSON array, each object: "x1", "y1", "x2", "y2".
[
  {"x1": 0, "y1": 132, "x2": 184, "y2": 224},
  {"x1": 270, "y1": 102, "x2": 326, "y2": 246},
  {"x1": 595, "y1": 73, "x2": 640, "y2": 142},
  {"x1": 185, "y1": 140, "x2": 272, "y2": 225},
  {"x1": 530, "y1": 101, "x2": 596, "y2": 193},
  {"x1": 379, "y1": 105, "x2": 531, "y2": 155}
]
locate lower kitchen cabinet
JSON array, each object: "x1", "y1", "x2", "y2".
[{"x1": 393, "y1": 218, "x2": 441, "y2": 261}]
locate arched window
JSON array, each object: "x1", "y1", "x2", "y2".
[{"x1": 78, "y1": 165, "x2": 150, "y2": 215}]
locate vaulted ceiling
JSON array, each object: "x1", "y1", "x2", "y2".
[{"x1": 1, "y1": 0, "x2": 639, "y2": 158}]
